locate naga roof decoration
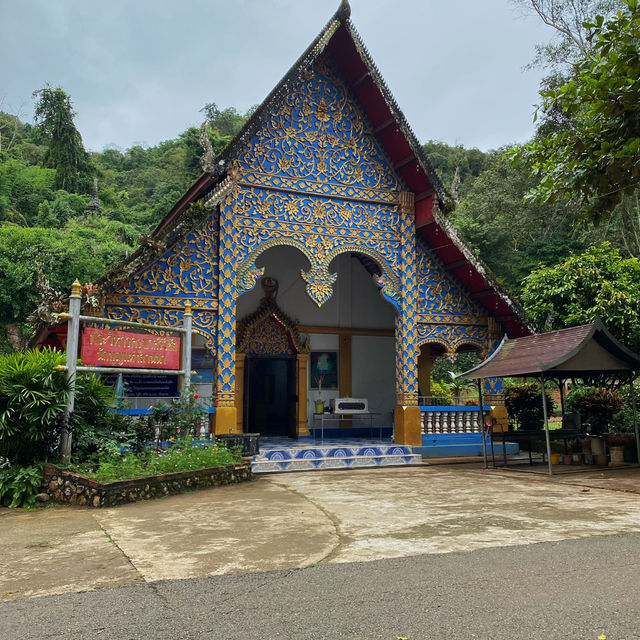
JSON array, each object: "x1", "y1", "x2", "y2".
[{"x1": 99, "y1": 0, "x2": 534, "y2": 338}]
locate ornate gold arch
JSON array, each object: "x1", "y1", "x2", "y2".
[{"x1": 236, "y1": 237, "x2": 400, "y2": 309}]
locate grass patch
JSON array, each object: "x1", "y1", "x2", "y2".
[{"x1": 67, "y1": 441, "x2": 242, "y2": 483}]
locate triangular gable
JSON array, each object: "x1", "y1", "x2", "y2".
[{"x1": 237, "y1": 57, "x2": 404, "y2": 203}]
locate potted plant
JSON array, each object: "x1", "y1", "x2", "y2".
[
  {"x1": 604, "y1": 433, "x2": 630, "y2": 465},
  {"x1": 571, "y1": 440, "x2": 582, "y2": 464}
]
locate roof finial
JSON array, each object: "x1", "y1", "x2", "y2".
[{"x1": 337, "y1": 0, "x2": 351, "y2": 20}]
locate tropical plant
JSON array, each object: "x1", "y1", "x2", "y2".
[
  {"x1": 71, "y1": 374, "x2": 133, "y2": 463},
  {"x1": 566, "y1": 386, "x2": 625, "y2": 434},
  {"x1": 511, "y1": 1, "x2": 640, "y2": 223},
  {"x1": 0, "y1": 464, "x2": 42, "y2": 508},
  {"x1": 0, "y1": 348, "x2": 70, "y2": 464}
]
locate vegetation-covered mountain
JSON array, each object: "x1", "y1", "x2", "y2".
[{"x1": 0, "y1": 100, "x2": 250, "y2": 350}]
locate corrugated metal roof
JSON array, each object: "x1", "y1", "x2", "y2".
[{"x1": 459, "y1": 321, "x2": 640, "y2": 379}]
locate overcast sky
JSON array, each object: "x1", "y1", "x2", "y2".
[{"x1": 2, "y1": 0, "x2": 553, "y2": 153}]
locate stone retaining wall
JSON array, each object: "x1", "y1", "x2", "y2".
[{"x1": 43, "y1": 462, "x2": 253, "y2": 508}]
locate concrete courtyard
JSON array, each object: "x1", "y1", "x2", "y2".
[{"x1": 3, "y1": 464, "x2": 640, "y2": 602}]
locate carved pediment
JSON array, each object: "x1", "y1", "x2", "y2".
[{"x1": 237, "y1": 295, "x2": 309, "y2": 357}]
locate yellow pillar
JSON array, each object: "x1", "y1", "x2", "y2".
[
  {"x1": 394, "y1": 405, "x2": 422, "y2": 446},
  {"x1": 214, "y1": 406, "x2": 238, "y2": 435},
  {"x1": 297, "y1": 353, "x2": 310, "y2": 436},
  {"x1": 394, "y1": 191, "x2": 420, "y2": 447}
]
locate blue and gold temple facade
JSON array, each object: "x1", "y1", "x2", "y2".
[{"x1": 97, "y1": 7, "x2": 530, "y2": 445}]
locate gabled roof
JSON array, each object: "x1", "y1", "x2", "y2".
[
  {"x1": 459, "y1": 320, "x2": 640, "y2": 380},
  {"x1": 105, "y1": 1, "x2": 534, "y2": 338}
]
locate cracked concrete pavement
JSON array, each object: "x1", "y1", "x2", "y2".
[{"x1": 3, "y1": 464, "x2": 640, "y2": 602}]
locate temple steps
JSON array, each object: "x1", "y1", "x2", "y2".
[{"x1": 251, "y1": 444, "x2": 423, "y2": 474}]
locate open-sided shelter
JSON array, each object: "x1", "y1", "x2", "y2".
[{"x1": 460, "y1": 321, "x2": 640, "y2": 473}]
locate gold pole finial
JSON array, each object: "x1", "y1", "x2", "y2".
[
  {"x1": 184, "y1": 300, "x2": 192, "y2": 315},
  {"x1": 70, "y1": 279, "x2": 82, "y2": 297}
]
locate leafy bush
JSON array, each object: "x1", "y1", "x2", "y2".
[
  {"x1": 504, "y1": 382, "x2": 554, "y2": 430},
  {"x1": 0, "y1": 465, "x2": 42, "y2": 507},
  {"x1": 70, "y1": 440, "x2": 241, "y2": 482},
  {"x1": 0, "y1": 348, "x2": 69, "y2": 464},
  {"x1": 71, "y1": 374, "x2": 132, "y2": 463},
  {"x1": 428, "y1": 379, "x2": 453, "y2": 406},
  {"x1": 0, "y1": 348, "x2": 130, "y2": 465},
  {"x1": 566, "y1": 386, "x2": 625, "y2": 435},
  {"x1": 148, "y1": 389, "x2": 207, "y2": 440}
]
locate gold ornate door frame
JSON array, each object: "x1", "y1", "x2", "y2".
[{"x1": 236, "y1": 285, "x2": 310, "y2": 437}]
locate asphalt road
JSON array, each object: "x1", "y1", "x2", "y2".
[{"x1": 3, "y1": 532, "x2": 639, "y2": 640}]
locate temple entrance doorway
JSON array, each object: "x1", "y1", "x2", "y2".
[{"x1": 244, "y1": 356, "x2": 297, "y2": 437}]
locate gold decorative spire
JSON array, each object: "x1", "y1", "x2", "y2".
[
  {"x1": 184, "y1": 300, "x2": 192, "y2": 315},
  {"x1": 71, "y1": 279, "x2": 82, "y2": 297}
]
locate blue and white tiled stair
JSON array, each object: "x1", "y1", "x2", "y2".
[{"x1": 251, "y1": 444, "x2": 423, "y2": 474}]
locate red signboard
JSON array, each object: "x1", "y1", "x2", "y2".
[{"x1": 81, "y1": 328, "x2": 181, "y2": 370}]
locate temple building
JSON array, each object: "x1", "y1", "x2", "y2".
[{"x1": 93, "y1": 1, "x2": 533, "y2": 446}]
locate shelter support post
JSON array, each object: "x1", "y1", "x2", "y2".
[
  {"x1": 631, "y1": 380, "x2": 639, "y2": 466},
  {"x1": 477, "y1": 379, "x2": 488, "y2": 469},
  {"x1": 541, "y1": 375, "x2": 553, "y2": 476},
  {"x1": 60, "y1": 279, "x2": 82, "y2": 461}
]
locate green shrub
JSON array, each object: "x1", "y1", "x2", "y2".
[
  {"x1": 504, "y1": 382, "x2": 554, "y2": 430},
  {"x1": 612, "y1": 407, "x2": 638, "y2": 433},
  {"x1": 149, "y1": 389, "x2": 207, "y2": 440},
  {"x1": 71, "y1": 440, "x2": 241, "y2": 482},
  {"x1": 429, "y1": 379, "x2": 453, "y2": 406},
  {"x1": 71, "y1": 374, "x2": 133, "y2": 463},
  {"x1": 0, "y1": 465, "x2": 42, "y2": 507},
  {"x1": 0, "y1": 348, "x2": 70, "y2": 464},
  {"x1": 566, "y1": 387, "x2": 625, "y2": 435}
]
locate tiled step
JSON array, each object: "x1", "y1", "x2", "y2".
[{"x1": 251, "y1": 445, "x2": 423, "y2": 474}]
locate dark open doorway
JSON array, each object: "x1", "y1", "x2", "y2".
[{"x1": 245, "y1": 357, "x2": 296, "y2": 437}]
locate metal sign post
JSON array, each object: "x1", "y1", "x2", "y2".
[
  {"x1": 59, "y1": 280, "x2": 82, "y2": 461},
  {"x1": 56, "y1": 280, "x2": 193, "y2": 461}
]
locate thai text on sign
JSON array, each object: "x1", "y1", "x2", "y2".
[{"x1": 81, "y1": 328, "x2": 181, "y2": 370}]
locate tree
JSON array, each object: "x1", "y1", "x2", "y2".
[
  {"x1": 511, "y1": 1, "x2": 640, "y2": 223},
  {"x1": 33, "y1": 86, "x2": 93, "y2": 193},
  {"x1": 522, "y1": 243, "x2": 640, "y2": 351},
  {"x1": 514, "y1": 0, "x2": 622, "y2": 70},
  {"x1": 450, "y1": 151, "x2": 585, "y2": 292}
]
